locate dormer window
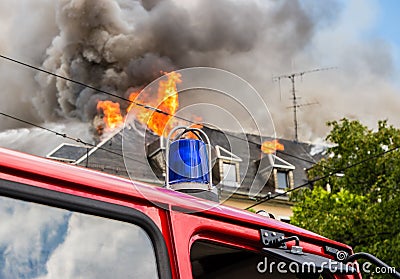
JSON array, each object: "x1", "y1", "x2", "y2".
[
  {"x1": 212, "y1": 145, "x2": 242, "y2": 188},
  {"x1": 146, "y1": 136, "x2": 167, "y2": 179},
  {"x1": 272, "y1": 155, "x2": 295, "y2": 193},
  {"x1": 276, "y1": 170, "x2": 289, "y2": 190},
  {"x1": 221, "y1": 162, "x2": 238, "y2": 187},
  {"x1": 258, "y1": 154, "x2": 295, "y2": 193}
]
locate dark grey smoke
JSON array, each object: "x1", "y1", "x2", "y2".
[{"x1": 34, "y1": 0, "x2": 322, "y2": 123}]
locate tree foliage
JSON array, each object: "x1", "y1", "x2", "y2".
[{"x1": 291, "y1": 119, "x2": 400, "y2": 270}]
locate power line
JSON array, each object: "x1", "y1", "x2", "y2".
[
  {"x1": 0, "y1": 54, "x2": 190, "y2": 123},
  {"x1": 0, "y1": 54, "x2": 324, "y2": 167},
  {"x1": 276, "y1": 149, "x2": 317, "y2": 165},
  {"x1": 8, "y1": 102, "x2": 395, "y2": 209},
  {"x1": 0, "y1": 112, "x2": 148, "y2": 166},
  {"x1": 244, "y1": 144, "x2": 400, "y2": 210},
  {"x1": 0, "y1": 110, "x2": 322, "y2": 194},
  {"x1": 2, "y1": 56, "x2": 389, "y2": 207}
]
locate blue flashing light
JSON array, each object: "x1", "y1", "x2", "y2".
[{"x1": 168, "y1": 139, "x2": 210, "y2": 185}]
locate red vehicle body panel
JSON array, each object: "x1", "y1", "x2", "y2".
[{"x1": 0, "y1": 148, "x2": 359, "y2": 278}]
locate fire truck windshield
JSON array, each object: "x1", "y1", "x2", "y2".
[{"x1": 0, "y1": 195, "x2": 159, "y2": 278}]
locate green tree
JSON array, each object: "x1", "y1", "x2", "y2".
[{"x1": 291, "y1": 119, "x2": 400, "y2": 272}]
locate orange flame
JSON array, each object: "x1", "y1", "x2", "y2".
[
  {"x1": 96, "y1": 100, "x2": 124, "y2": 130},
  {"x1": 97, "y1": 71, "x2": 188, "y2": 136},
  {"x1": 261, "y1": 139, "x2": 284, "y2": 154},
  {"x1": 127, "y1": 71, "x2": 182, "y2": 136}
]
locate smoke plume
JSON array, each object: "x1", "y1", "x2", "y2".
[{"x1": 0, "y1": 0, "x2": 399, "y2": 151}]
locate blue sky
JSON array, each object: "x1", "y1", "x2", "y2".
[
  {"x1": 375, "y1": 0, "x2": 400, "y2": 78},
  {"x1": 376, "y1": 0, "x2": 400, "y2": 47}
]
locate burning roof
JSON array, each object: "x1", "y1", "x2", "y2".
[
  {"x1": 95, "y1": 71, "x2": 184, "y2": 137},
  {"x1": 261, "y1": 139, "x2": 285, "y2": 154}
]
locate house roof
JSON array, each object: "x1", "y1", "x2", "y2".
[
  {"x1": 275, "y1": 138, "x2": 325, "y2": 187},
  {"x1": 200, "y1": 126, "x2": 325, "y2": 197},
  {"x1": 74, "y1": 124, "x2": 325, "y2": 198}
]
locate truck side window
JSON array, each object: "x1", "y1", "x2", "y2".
[
  {"x1": 0, "y1": 195, "x2": 159, "y2": 279},
  {"x1": 190, "y1": 241, "x2": 332, "y2": 279},
  {"x1": 190, "y1": 241, "x2": 297, "y2": 279}
]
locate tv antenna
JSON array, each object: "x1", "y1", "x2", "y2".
[{"x1": 273, "y1": 67, "x2": 335, "y2": 142}]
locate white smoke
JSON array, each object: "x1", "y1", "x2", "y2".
[{"x1": 0, "y1": 122, "x2": 93, "y2": 156}]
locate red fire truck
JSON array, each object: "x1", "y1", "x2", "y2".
[{"x1": 0, "y1": 146, "x2": 398, "y2": 279}]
